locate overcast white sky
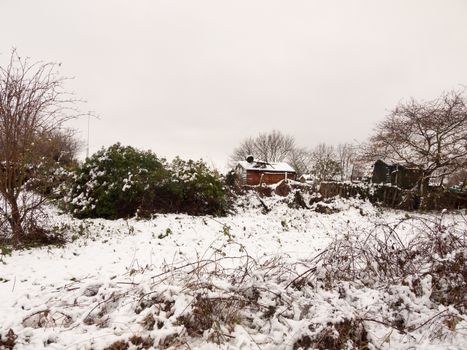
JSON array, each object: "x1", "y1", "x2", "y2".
[{"x1": 1, "y1": 0, "x2": 466, "y2": 170}]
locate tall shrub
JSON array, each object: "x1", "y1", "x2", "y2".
[
  {"x1": 66, "y1": 143, "x2": 167, "y2": 219},
  {"x1": 166, "y1": 158, "x2": 227, "y2": 216}
]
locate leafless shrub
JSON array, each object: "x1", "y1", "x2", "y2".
[
  {"x1": 0, "y1": 49, "x2": 84, "y2": 245},
  {"x1": 320, "y1": 214, "x2": 466, "y2": 310}
]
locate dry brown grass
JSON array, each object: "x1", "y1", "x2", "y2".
[{"x1": 0, "y1": 329, "x2": 16, "y2": 350}]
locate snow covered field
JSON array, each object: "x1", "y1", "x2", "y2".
[{"x1": 1, "y1": 196, "x2": 466, "y2": 349}]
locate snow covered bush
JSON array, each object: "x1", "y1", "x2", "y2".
[
  {"x1": 65, "y1": 143, "x2": 168, "y2": 219},
  {"x1": 162, "y1": 157, "x2": 227, "y2": 216},
  {"x1": 65, "y1": 144, "x2": 227, "y2": 219}
]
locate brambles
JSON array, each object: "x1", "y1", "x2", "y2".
[
  {"x1": 9, "y1": 214, "x2": 465, "y2": 349},
  {"x1": 103, "y1": 340, "x2": 128, "y2": 350},
  {"x1": 320, "y1": 214, "x2": 466, "y2": 299},
  {"x1": 1, "y1": 202, "x2": 464, "y2": 349}
]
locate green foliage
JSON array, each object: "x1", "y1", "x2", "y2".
[
  {"x1": 224, "y1": 170, "x2": 237, "y2": 187},
  {"x1": 66, "y1": 143, "x2": 167, "y2": 219},
  {"x1": 165, "y1": 157, "x2": 227, "y2": 216},
  {"x1": 65, "y1": 144, "x2": 227, "y2": 219},
  {"x1": 0, "y1": 243, "x2": 13, "y2": 263},
  {"x1": 222, "y1": 225, "x2": 234, "y2": 242}
]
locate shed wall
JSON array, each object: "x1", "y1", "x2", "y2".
[{"x1": 245, "y1": 171, "x2": 296, "y2": 186}]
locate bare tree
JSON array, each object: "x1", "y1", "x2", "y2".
[
  {"x1": 310, "y1": 143, "x2": 342, "y2": 182},
  {"x1": 287, "y1": 147, "x2": 313, "y2": 177},
  {"x1": 368, "y1": 91, "x2": 467, "y2": 195},
  {"x1": 35, "y1": 128, "x2": 82, "y2": 167},
  {"x1": 336, "y1": 143, "x2": 358, "y2": 181},
  {"x1": 0, "y1": 50, "x2": 81, "y2": 244},
  {"x1": 230, "y1": 130, "x2": 296, "y2": 164}
]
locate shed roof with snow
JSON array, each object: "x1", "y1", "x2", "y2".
[
  {"x1": 235, "y1": 160, "x2": 296, "y2": 186},
  {"x1": 236, "y1": 160, "x2": 296, "y2": 173}
]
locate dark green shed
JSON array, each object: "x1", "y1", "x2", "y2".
[{"x1": 372, "y1": 160, "x2": 422, "y2": 190}]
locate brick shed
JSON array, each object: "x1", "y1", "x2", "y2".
[{"x1": 235, "y1": 159, "x2": 296, "y2": 186}]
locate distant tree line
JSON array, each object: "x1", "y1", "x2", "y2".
[
  {"x1": 230, "y1": 91, "x2": 467, "y2": 193},
  {"x1": 230, "y1": 130, "x2": 361, "y2": 182}
]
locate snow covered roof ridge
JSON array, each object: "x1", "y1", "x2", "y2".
[{"x1": 237, "y1": 160, "x2": 296, "y2": 172}]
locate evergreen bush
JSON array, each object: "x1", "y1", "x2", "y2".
[{"x1": 65, "y1": 144, "x2": 227, "y2": 219}]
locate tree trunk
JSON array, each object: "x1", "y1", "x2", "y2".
[
  {"x1": 6, "y1": 195, "x2": 24, "y2": 245},
  {"x1": 419, "y1": 172, "x2": 431, "y2": 210}
]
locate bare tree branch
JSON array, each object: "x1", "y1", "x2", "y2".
[
  {"x1": 365, "y1": 90, "x2": 467, "y2": 194},
  {"x1": 0, "y1": 49, "x2": 82, "y2": 244}
]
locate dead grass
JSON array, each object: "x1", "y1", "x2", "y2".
[
  {"x1": 176, "y1": 294, "x2": 245, "y2": 343},
  {"x1": 103, "y1": 336, "x2": 154, "y2": 350},
  {"x1": 103, "y1": 340, "x2": 129, "y2": 350},
  {"x1": 128, "y1": 335, "x2": 154, "y2": 349},
  {"x1": 0, "y1": 329, "x2": 16, "y2": 350},
  {"x1": 293, "y1": 319, "x2": 368, "y2": 350}
]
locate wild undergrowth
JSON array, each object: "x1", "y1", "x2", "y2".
[
  {"x1": 319, "y1": 212, "x2": 466, "y2": 312},
  {"x1": 2, "y1": 213, "x2": 466, "y2": 349}
]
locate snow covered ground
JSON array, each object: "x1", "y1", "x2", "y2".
[{"x1": 0, "y1": 195, "x2": 465, "y2": 349}]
